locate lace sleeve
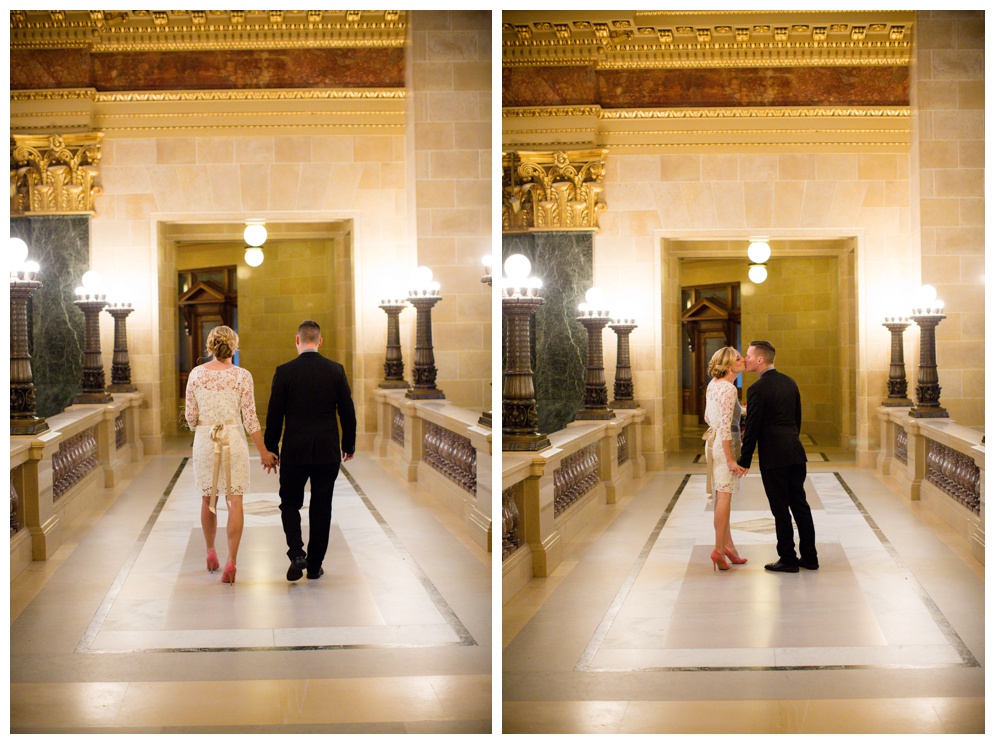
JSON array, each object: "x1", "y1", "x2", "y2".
[
  {"x1": 184, "y1": 368, "x2": 199, "y2": 429},
  {"x1": 716, "y1": 381, "x2": 737, "y2": 441},
  {"x1": 239, "y1": 368, "x2": 261, "y2": 435}
]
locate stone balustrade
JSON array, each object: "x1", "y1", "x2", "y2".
[
  {"x1": 373, "y1": 388, "x2": 492, "y2": 552},
  {"x1": 502, "y1": 408, "x2": 646, "y2": 602},
  {"x1": 9, "y1": 392, "x2": 144, "y2": 580},
  {"x1": 877, "y1": 405, "x2": 984, "y2": 564}
]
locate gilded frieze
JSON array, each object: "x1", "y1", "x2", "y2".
[
  {"x1": 503, "y1": 150, "x2": 607, "y2": 232},
  {"x1": 503, "y1": 11, "x2": 914, "y2": 69},
  {"x1": 10, "y1": 133, "x2": 103, "y2": 216},
  {"x1": 10, "y1": 10, "x2": 407, "y2": 52}
]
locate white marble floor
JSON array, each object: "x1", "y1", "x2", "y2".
[
  {"x1": 10, "y1": 450, "x2": 491, "y2": 733},
  {"x1": 503, "y1": 464, "x2": 984, "y2": 734}
]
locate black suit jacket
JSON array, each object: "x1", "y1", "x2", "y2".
[
  {"x1": 264, "y1": 350, "x2": 357, "y2": 465},
  {"x1": 737, "y1": 368, "x2": 807, "y2": 471}
]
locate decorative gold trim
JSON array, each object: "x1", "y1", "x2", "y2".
[
  {"x1": 503, "y1": 150, "x2": 608, "y2": 232},
  {"x1": 94, "y1": 89, "x2": 406, "y2": 103},
  {"x1": 11, "y1": 10, "x2": 408, "y2": 52},
  {"x1": 505, "y1": 106, "x2": 911, "y2": 120},
  {"x1": 10, "y1": 133, "x2": 103, "y2": 216},
  {"x1": 92, "y1": 124, "x2": 406, "y2": 134},
  {"x1": 502, "y1": 11, "x2": 914, "y2": 69},
  {"x1": 10, "y1": 88, "x2": 407, "y2": 103}
]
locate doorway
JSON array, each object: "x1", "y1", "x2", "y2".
[
  {"x1": 177, "y1": 265, "x2": 238, "y2": 400},
  {"x1": 681, "y1": 283, "x2": 742, "y2": 425}
]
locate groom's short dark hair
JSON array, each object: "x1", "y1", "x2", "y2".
[
  {"x1": 749, "y1": 340, "x2": 776, "y2": 363},
  {"x1": 298, "y1": 320, "x2": 321, "y2": 345}
]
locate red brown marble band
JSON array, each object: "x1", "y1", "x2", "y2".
[
  {"x1": 12, "y1": 47, "x2": 405, "y2": 91},
  {"x1": 504, "y1": 65, "x2": 909, "y2": 108}
]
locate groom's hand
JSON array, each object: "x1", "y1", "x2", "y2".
[{"x1": 342, "y1": 452, "x2": 354, "y2": 462}]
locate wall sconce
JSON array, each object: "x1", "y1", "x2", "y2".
[
  {"x1": 881, "y1": 313, "x2": 912, "y2": 407},
  {"x1": 378, "y1": 283, "x2": 410, "y2": 390},
  {"x1": 244, "y1": 220, "x2": 267, "y2": 267},
  {"x1": 502, "y1": 254, "x2": 550, "y2": 451},
  {"x1": 575, "y1": 287, "x2": 615, "y2": 421},
  {"x1": 609, "y1": 310, "x2": 638, "y2": 409},
  {"x1": 73, "y1": 270, "x2": 113, "y2": 405},
  {"x1": 105, "y1": 294, "x2": 137, "y2": 393},
  {"x1": 909, "y1": 284, "x2": 948, "y2": 418},
  {"x1": 10, "y1": 237, "x2": 48, "y2": 435},
  {"x1": 405, "y1": 266, "x2": 445, "y2": 400},
  {"x1": 747, "y1": 238, "x2": 770, "y2": 284}
]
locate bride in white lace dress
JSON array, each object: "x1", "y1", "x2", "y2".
[
  {"x1": 703, "y1": 346, "x2": 748, "y2": 571},
  {"x1": 184, "y1": 326, "x2": 277, "y2": 584}
]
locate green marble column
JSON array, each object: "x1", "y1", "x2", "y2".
[
  {"x1": 503, "y1": 231, "x2": 594, "y2": 435},
  {"x1": 11, "y1": 216, "x2": 89, "y2": 419}
]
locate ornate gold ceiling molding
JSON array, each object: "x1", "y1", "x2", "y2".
[
  {"x1": 10, "y1": 133, "x2": 103, "y2": 215},
  {"x1": 11, "y1": 10, "x2": 406, "y2": 51},
  {"x1": 503, "y1": 10, "x2": 914, "y2": 68},
  {"x1": 11, "y1": 87, "x2": 408, "y2": 138},
  {"x1": 502, "y1": 105, "x2": 911, "y2": 153}
]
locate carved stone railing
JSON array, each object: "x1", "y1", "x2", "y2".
[
  {"x1": 391, "y1": 405, "x2": 404, "y2": 446},
  {"x1": 53, "y1": 427, "x2": 99, "y2": 501},
  {"x1": 617, "y1": 427, "x2": 629, "y2": 466},
  {"x1": 926, "y1": 439, "x2": 980, "y2": 515},
  {"x1": 10, "y1": 392, "x2": 145, "y2": 580},
  {"x1": 502, "y1": 407, "x2": 647, "y2": 601},
  {"x1": 424, "y1": 421, "x2": 477, "y2": 495},
  {"x1": 554, "y1": 443, "x2": 599, "y2": 517},
  {"x1": 895, "y1": 426, "x2": 908, "y2": 464},
  {"x1": 373, "y1": 388, "x2": 492, "y2": 552},
  {"x1": 11, "y1": 473, "x2": 22, "y2": 536},
  {"x1": 115, "y1": 412, "x2": 126, "y2": 449},
  {"x1": 502, "y1": 485, "x2": 523, "y2": 559},
  {"x1": 877, "y1": 405, "x2": 984, "y2": 564}
]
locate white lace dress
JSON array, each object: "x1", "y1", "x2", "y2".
[
  {"x1": 184, "y1": 365, "x2": 261, "y2": 508},
  {"x1": 703, "y1": 378, "x2": 743, "y2": 496}
]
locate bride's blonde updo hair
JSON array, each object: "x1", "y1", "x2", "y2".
[
  {"x1": 707, "y1": 346, "x2": 739, "y2": 379},
  {"x1": 206, "y1": 325, "x2": 238, "y2": 361}
]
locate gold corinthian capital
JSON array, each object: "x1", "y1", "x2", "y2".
[
  {"x1": 10, "y1": 132, "x2": 104, "y2": 215},
  {"x1": 503, "y1": 149, "x2": 608, "y2": 232}
]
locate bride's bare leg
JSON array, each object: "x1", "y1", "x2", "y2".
[
  {"x1": 201, "y1": 496, "x2": 217, "y2": 550},
  {"x1": 714, "y1": 491, "x2": 732, "y2": 553},
  {"x1": 226, "y1": 494, "x2": 244, "y2": 565}
]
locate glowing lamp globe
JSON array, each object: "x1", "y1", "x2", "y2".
[
  {"x1": 244, "y1": 247, "x2": 265, "y2": 267},
  {"x1": 748, "y1": 264, "x2": 768, "y2": 284},
  {"x1": 243, "y1": 222, "x2": 267, "y2": 247},
  {"x1": 747, "y1": 240, "x2": 771, "y2": 264},
  {"x1": 10, "y1": 237, "x2": 28, "y2": 266},
  {"x1": 504, "y1": 254, "x2": 531, "y2": 283}
]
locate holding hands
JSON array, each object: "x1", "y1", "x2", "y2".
[
  {"x1": 260, "y1": 450, "x2": 279, "y2": 473},
  {"x1": 727, "y1": 459, "x2": 748, "y2": 478}
]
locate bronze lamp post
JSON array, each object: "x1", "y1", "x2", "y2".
[
  {"x1": 378, "y1": 290, "x2": 410, "y2": 389},
  {"x1": 909, "y1": 286, "x2": 948, "y2": 419},
  {"x1": 478, "y1": 254, "x2": 493, "y2": 428},
  {"x1": 106, "y1": 300, "x2": 137, "y2": 392},
  {"x1": 9, "y1": 237, "x2": 48, "y2": 435},
  {"x1": 406, "y1": 266, "x2": 445, "y2": 400},
  {"x1": 73, "y1": 271, "x2": 113, "y2": 405},
  {"x1": 502, "y1": 253, "x2": 550, "y2": 452},
  {"x1": 575, "y1": 287, "x2": 615, "y2": 421},
  {"x1": 609, "y1": 312, "x2": 638, "y2": 409},
  {"x1": 882, "y1": 314, "x2": 912, "y2": 407}
]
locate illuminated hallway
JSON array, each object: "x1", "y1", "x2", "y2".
[
  {"x1": 10, "y1": 443, "x2": 491, "y2": 734},
  {"x1": 502, "y1": 452, "x2": 983, "y2": 734}
]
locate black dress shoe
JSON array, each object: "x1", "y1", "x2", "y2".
[
  {"x1": 764, "y1": 560, "x2": 800, "y2": 573},
  {"x1": 287, "y1": 555, "x2": 307, "y2": 581},
  {"x1": 307, "y1": 567, "x2": 324, "y2": 580},
  {"x1": 799, "y1": 561, "x2": 819, "y2": 570}
]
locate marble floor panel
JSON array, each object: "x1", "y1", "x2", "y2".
[
  {"x1": 11, "y1": 451, "x2": 491, "y2": 733},
  {"x1": 504, "y1": 466, "x2": 984, "y2": 734}
]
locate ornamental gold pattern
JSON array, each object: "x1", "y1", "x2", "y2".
[
  {"x1": 503, "y1": 11, "x2": 913, "y2": 69},
  {"x1": 503, "y1": 150, "x2": 608, "y2": 232},
  {"x1": 11, "y1": 10, "x2": 407, "y2": 51},
  {"x1": 10, "y1": 133, "x2": 103, "y2": 215}
]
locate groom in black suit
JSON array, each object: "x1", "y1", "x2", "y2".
[
  {"x1": 265, "y1": 320, "x2": 357, "y2": 581},
  {"x1": 737, "y1": 340, "x2": 818, "y2": 573}
]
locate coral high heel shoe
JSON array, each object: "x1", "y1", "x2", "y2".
[
  {"x1": 723, "y1": 549, "x2": 748, "y2": 565},
  {"x1": 221, "y1": 560, "x2": 236, "y2": 584},
  {"x1": 206, "y1": 549, "x2": 219, "y2": 573},
  {"x1": 710, "y1": 549, "x2": 730, "y2": 571}
]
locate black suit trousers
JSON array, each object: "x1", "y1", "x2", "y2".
[
  {"x1": 279, "y1": 462, "x2": 340, "y2": 569},
  {"x1": 760, "y1": 463, "x2": 818, "y2": 565}
]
